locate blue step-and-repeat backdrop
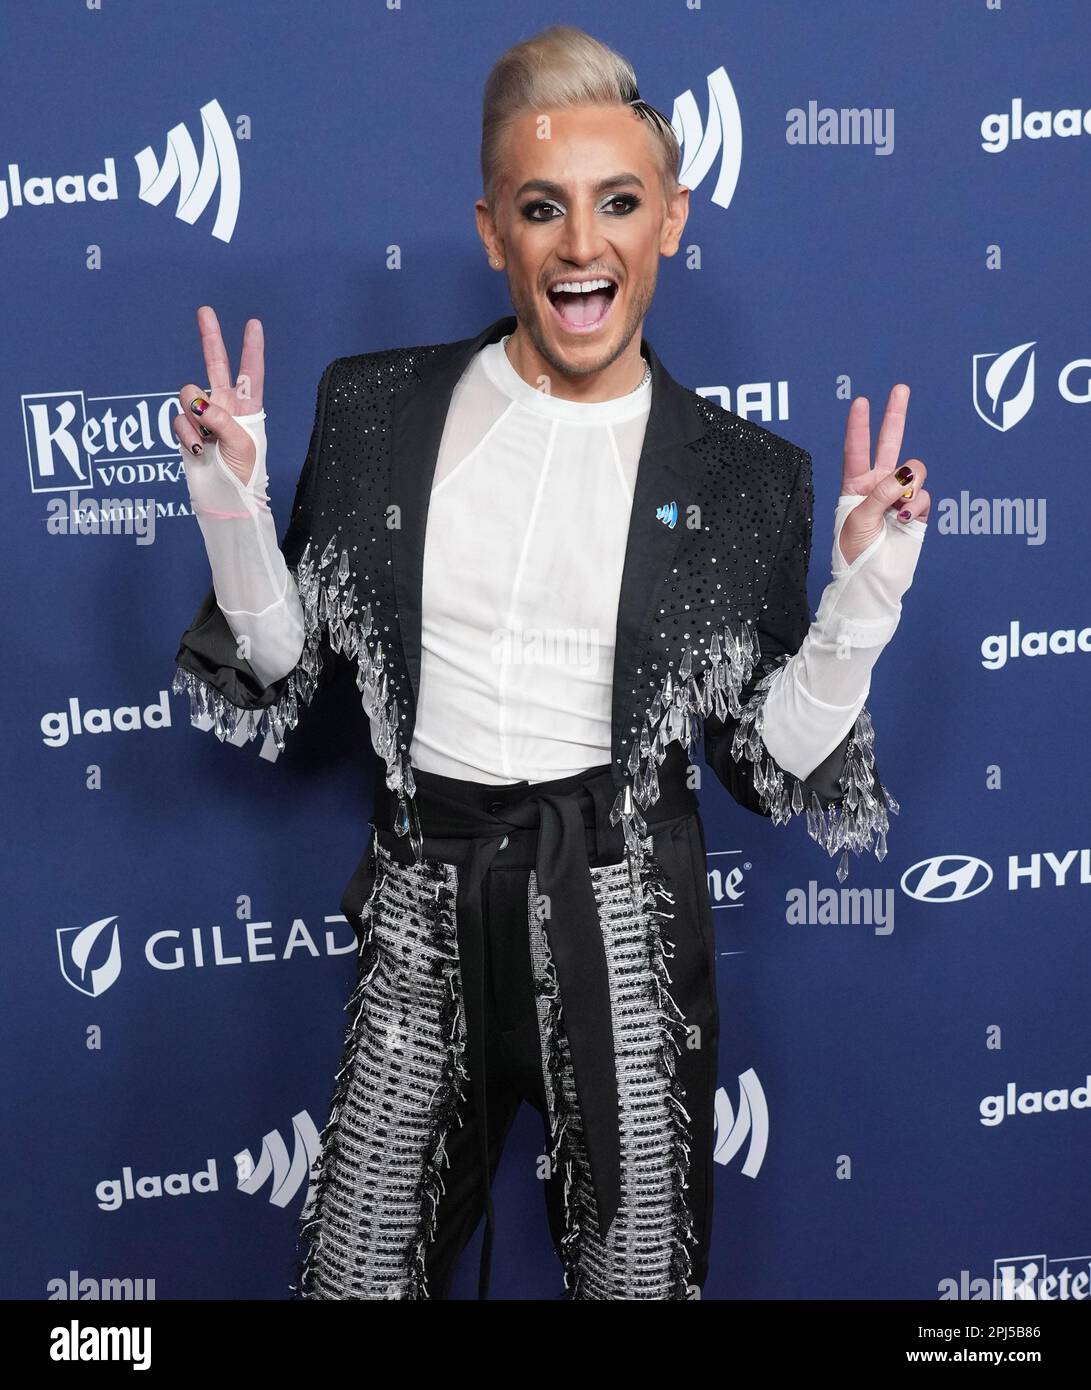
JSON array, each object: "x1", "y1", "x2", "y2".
[{"x1": 4, "y1": 0, "x2": 1088, "y2": 1301}]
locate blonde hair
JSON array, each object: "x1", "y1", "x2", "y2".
[{"x1": 480, "y1": 24, "x2": 681, "y2": 213}]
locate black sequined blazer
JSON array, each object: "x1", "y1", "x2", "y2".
[{"x1": 174, "y1": 314, "x2": 894, "y2": 876}]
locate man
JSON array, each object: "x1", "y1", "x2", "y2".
[{"x1": 171, "y1": 25, "x2": 929, "y2": 1300}]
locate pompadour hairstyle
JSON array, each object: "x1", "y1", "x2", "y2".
[{"x1": 480, "y1": 24, "x2": 681, "y2": 212}]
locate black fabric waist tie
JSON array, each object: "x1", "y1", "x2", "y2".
[{"x1": 339, "y1": 754, "x2": 698, "y2": 1300}]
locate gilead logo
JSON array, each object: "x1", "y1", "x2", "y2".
[
  {"x1": 979, "y1": 1075, "x2": 1091, "y2": 1126},
  {"x1": 57, "y1": 916, "x2": 122, "y2": 998}
]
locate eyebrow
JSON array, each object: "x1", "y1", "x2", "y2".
[{"x1": 512, "y1": 173, "x2": 646, "y2": 200}]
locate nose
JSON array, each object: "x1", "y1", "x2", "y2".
[{"x1": 554, "y1": 199, "x2": 608, "y2": 268}]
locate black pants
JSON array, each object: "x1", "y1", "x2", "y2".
[{"x1": 293, "y1": 760, "x2": 720, "y2": 1300}]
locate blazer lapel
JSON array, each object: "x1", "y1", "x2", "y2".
[
  {"x1": 388, "y1": 315, "x2": 515, "y2": 707},
  {"x1": 386, "y1": 313, "x2": 710, "y2": 772},
  {"x1": 610, "y1": 337, "x2": 709, "y2": 783}
]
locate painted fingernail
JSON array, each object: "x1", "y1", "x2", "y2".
[
  {"x1": 198, "y1": 424, "x2": 212, "y2": 437},
  {"x1": 190, "y1": 396, "x2": 209, "y2": 416},
  {"x1": 190, "y1": 442, "x2": 203, "y2": 456},
  {"x1": 899, "y1": 508, "x2": 912, "y2": 521},
  {"x1": 894, "y1": 465, "x2": 914, "y2": 485}
]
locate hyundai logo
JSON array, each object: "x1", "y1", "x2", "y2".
[{"x1": 900, "y1": 855, "x2": 993, "y2": 903}]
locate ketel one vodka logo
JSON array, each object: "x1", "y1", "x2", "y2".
[
  {"x1": 0, "y1": 99, "x2": 240, "y2": 242},
  {"x1": 993, "y1": 1253, "x2": 1091, "y2": 1301},
  {"x1": 23, "y1": 387, "x2": 188, "y2": 497}
]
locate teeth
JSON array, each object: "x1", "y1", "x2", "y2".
[{"x1": 549, "y1": 278, "x2": 615, "y2": 295}]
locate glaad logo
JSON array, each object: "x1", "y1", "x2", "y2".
[
  {"x1": 981, "y1": 98, "x2": 1091, "y2": 154},
  {"x1": 236, "y1": 1111, "x2": 320, "y2": 1208},
  {"x1": 973, "y1": 342, "x2": 1035, "y2": 432},
  {"x1": 95, "y1": 1113, "x2": 321, "y2": 1214},
  {"x1": 0, "y1": 99, "x2": 240, "y2": 242},
  {"x1": 41, "y1": 692, "x2": 172, "y2": 746},
  {"x1": 901, "y1": 855, "x2": 993, "y2": 903},
  {"x1": 713, "y1": 1068, "x2": 768, "y2": 1177},
  {"x1": 57, "y1": 916, "x2": 122, "y2": 998},
  {"x1": 97, "y1": 1161, "x2": 218, "y2": 1211},
  {"x1": 979, "y1": 1075, "x2": 1091, "y2": 1127},
  {"x1": 981, "y1": 619, "x2": 1091, "y2": 670},
  {"x1": 134, "y1": 99, "x2": 241, "y2": 242},
  {"x1": 671, "y1": 66, "x2": 742, "y2": 210}
]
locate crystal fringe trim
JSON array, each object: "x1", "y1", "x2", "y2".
[
  {"x1": 172, "y1": 536, "x2": 424, "y2": 856},
  {"x1": 290, "y1": 847, "x2": 386, "y2": 1299},
  {"x1": 532, "y1": 899, "x2": 586, "y2": 1297},
  {"x1": 289, "y1": 844, "x2": 468, "y2": 1299},
  {"x1": 610, "y1": 617, "x2": 900, "y2": 888},
  {"x1": 640, "y1": 851, "x2": 701, "y2": 1297},
  {"x1": 531, "y1": 850, "x2": 698, "y2": 1299}
]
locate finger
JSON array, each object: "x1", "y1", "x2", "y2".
[
  {"x1": 196, "y1": 305, "x2": 233, "y2": 393},
  {"x1": 171, "y1": 411, "x2": 205, "y2": 457},
  {"x1": 896, "y1": 487, "x2": 930, "y2": 524},
  {"x1": 178, "y1": 383, "x2": 243, "y2": 444},
  {"x1": 892, "y1": 457, "x2": 928, "y2": 505},
  {"x1": 850, "y1": 457, "x2": 927, "y2": 532},
  {"x1": 875, "y1": 383, "x2": 910, "y2": 478},
  {"x1": 842, "y1": 396, "x2": 872, "y2": 492},
  {"x1": 236, "y1": 317, "x2": 265, "y2": 410}
]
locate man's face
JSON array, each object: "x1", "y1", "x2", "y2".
[{"x1": 476, "y1": 104, "x2": 689, "y2": 381}]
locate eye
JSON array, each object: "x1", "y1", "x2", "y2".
[
  {"x1": 520, "y1": 194, "x2": 642, "y2": 222},
  {"x1": 522, "y1": 200, "x2": 562, "y2": 222}
]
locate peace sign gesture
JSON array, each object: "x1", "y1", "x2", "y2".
[
  {"x1": 836, "y1": 385, "x2": 930, "y2": 567},
  {"x1": 172, "y1": 305, "x2": 265, "y2": 487}
]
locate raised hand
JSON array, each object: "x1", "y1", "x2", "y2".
[
  {"x1": 171, "y1": 306, "x2": 265, "y2": 487},
  {"x1": 837, "y1": 385, "x2": 930, "y2": 567}
]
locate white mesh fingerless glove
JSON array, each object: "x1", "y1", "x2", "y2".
[
  {"x1": 181, "y1": 409, "x2": 306, "y2": 687},
  {"x1": 758, "y1": 495, "x2": 927, "y2": 781}
]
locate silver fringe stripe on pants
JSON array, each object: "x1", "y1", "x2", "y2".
[{"x1": 290, "y1": 767, "x2": 719, "y2": 1300}]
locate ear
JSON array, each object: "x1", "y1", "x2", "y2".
[
  {"x1": 474, "y1": 197, "x2": 502, "y2": 265},
  {"x1": 660, "y1": 184, "x2": 690, "y2": 257}
]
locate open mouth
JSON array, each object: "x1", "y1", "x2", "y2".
[{"x1": 545, "y1": 277, "x2": 618, "y2": 334}]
